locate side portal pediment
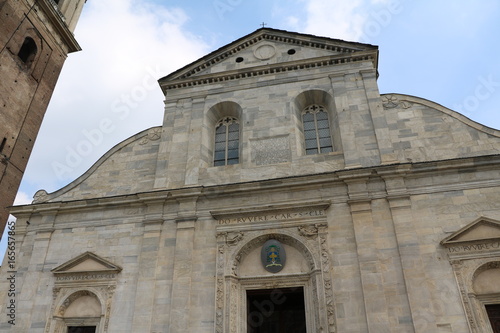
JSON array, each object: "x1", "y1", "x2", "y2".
[
  {"x1": 51, "y1": 252, "x2": 122, "y2": 275},
  {"x1": 441, "y1": 217, "x2": 500, "y2": 245}
]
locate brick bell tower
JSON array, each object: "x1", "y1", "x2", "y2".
[{"x1": 0, "y1": 0, "x2": 87, "y2": 235}]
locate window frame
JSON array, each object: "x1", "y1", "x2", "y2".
[
  {"x1": 213, "y1": 116, "x2": 240, "y2": 166},
  {"x1": 301, "y1": 104, "x2": 333, "y2": 155}
]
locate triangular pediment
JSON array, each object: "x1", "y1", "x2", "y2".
[
  {"x1": 159, "y1": 28, "x2": 378, "y2": 91},
  {"x1": 441, "y1": 217, "x2": 500, "y2": 245},
  {"x1": 51, "y1": 252, "x2": 122, "y2": 275}
]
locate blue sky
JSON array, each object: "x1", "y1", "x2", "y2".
[{"x1": 2, "y1": 0, "x2": 500, "y2": 247}]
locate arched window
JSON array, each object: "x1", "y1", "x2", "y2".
[
  {"x1": 214, "y1": 117, "x2": 239, "y2": 166},
  {"x1": 302, "y1": 104, "x2": 333, "y2": 155},
  {"x1": 17, "y1": 37, "x2": 37, "y2": 65}
]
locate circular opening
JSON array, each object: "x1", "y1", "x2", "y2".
[
  {"x1": 287, "y1": 49, "x2": 296, "y2": 55},
  {"x1": 235, "y1": 57, "x2": 244, "y2": 63}
]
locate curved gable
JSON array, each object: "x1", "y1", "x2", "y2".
[
  {"x1": 381, "y1": 94, "x2": 500, "y2": 163},
  {"x1": 34, "y1": 127, "x2": 162, "y2": 203}
]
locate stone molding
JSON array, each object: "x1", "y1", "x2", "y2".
[
  {"x1": 211, "y1": 200, "x2": 330, "y2": 220},
  {"x1": 448, "y1": 258, "x2": 500, "y2": 333},
  {"x1": 45, "y1": 252, "x2": 120, "y2": 332},
  {"x1": 442, "y1": 217, "x2": 500, "y2": 260},
  {"x1": 161, "y1": 51, "x2": 376, "y2": 91},
  {"x1": 160, "y1": 28, "x2": 372, "y2": 83},
  {"x1": 215, "y1": 220, "x2": 335, "y2": 333},
  {"x1": 46, "y1": 285, "x2": 116, "y2": 333},
  {"x1": 442, "y1": 218, "x2": 500, "y2": 332},
  {"x1": 51, "y1": 251, "x2": 122, "y2": 277},
  {"x1": 14, "y1": 154, "x2": 500, "y2": 218},
  {"x1": 35, "y1": 0, "x2": 81, "y2": 52}
]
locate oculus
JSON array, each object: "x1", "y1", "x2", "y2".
[{"x1": 261, "y1": 239, "x2": 286, "y2": 273}]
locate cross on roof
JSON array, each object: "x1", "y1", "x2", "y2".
[{"x1": 260, "y1": 22, "x2": 267, "y2": 28}]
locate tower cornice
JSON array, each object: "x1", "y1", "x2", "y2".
[{"x1": 36, "y1": 0, "x2": 81, "y2": 53}]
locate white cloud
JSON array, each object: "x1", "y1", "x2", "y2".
[
  {"x1": 13, "y1": 191, "x2": 32, "y2": 206},
  {"x1": 300, "y1": 0, "x2": 405, "y2": 42},
  {"x1": 285, "y1": 16, "x2": 300, "y2": 30},
  {"x1": 302, "y1": 0, "x2": 366, "y2": 41},
  {"x1": 22, "y1": 0, "x2": 209, "y2": 194}
]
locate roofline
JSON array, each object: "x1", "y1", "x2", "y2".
[
  {"x1": 160, "y1": 51, "x2": 379, "y2": 93},
  {"x1": 158, "y1": 27, "x2": 378, "y2": 84}
]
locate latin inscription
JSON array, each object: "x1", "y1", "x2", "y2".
[
  {"x1": 217, "y1": 210, "x2": 325, "y2": 225},
  {"x1": 55, "y1": 274, "x2": 116, "y2": 281},
  {"x1": 448, "y1": 241, "x2": 500, "y2": 253}
]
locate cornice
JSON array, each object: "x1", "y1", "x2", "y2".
[
  {"x1": 160, "y1": 51, "x2": 377, "y2": 93},
  {"x1": 210, "y1": 200, "x2": 331, "y2": 220},
  {"x1": 36, "y1": 0, "x2": 81, "y2": 53},
  {"x1": 10, "y1": 155, "x2": 500, "y2": 216},
  {"x1": 174, "y1": 32, "x2": 367, "y2": 80}
]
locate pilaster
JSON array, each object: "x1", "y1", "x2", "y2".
[
  {"x1": 345, "y1": 175, "x2": 414, "y2": 332},
  {"x1": 382, "y1": 173, "x2": 436, "y2": 332},
  {"x1": 360, "y1": 69, "x2": 398, "y2": 165},
  {"x1": 168, "y1": 216, "x2": 197, "y2": 333},
  {"x1": 19, "y1": 224, "x2": 55, "y2": 330},
  {"x1": 130, "y1": 206, "x2": 164, "y2": 332},
  {"x1": 348, "y1": 192, "x2": 391, "y2": 332},
  {"x1": 331, "y1": 71, "x2": 380, "y2": 169},
  {"x1": 185, "y1": 97, "x2": 207, "y2": 186},
  {"x1": 154, "y1": 101, "x2": 177, "y2": 189}
]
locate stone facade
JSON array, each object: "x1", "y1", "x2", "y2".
[
  {"x1": 0, "y1": 0, "x2": 86, "y2": 232},
  {"x1": 1, "y1": 28, "x2": 500, "y2": 332}
]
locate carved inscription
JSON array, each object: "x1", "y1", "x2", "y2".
[
  {"x1": 447, "y1": 241, "x2": 500, "y2": 253},
  {"x1": 217, "y1": 210, "x2": 325, "y2": 225},
  {"x1": 55, "y1": 273, "x2": 116, "y2": 281}
]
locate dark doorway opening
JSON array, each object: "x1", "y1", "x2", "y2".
[
  {"x1": 486, "y1": 304, "x2": 500, "y2": 333},
  {"x1": 67, "y1": 327, "x2": 96, "y2": 333},
  {"x1": 247, "y1": 287, "x2": 306, "y2": 333}
]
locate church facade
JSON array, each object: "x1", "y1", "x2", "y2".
[{"x1": 1, "y1": 28, "x2": 500, "y2": 333}]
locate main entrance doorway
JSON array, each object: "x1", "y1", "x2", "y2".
[
  {"x1": 67, "y1": 327, "x2": 96, "y2": 333},
  {"x1": 246, "y1": 287, "x2": 307, "y2": 333},
  {"x1": 486, "y1": 304, "x2": 500, "y2": 333}
]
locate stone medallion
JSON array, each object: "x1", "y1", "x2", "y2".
[{"x1": 254, "y1": 44, "x2": 276, "y2": 60}]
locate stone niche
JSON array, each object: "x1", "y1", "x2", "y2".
[
  {"x1": 45, "y1": 252, "x2": 121, "y2": 333},
  {"x1": 212, "y1": 201, "x2": 335, "y2": 333},
  {"x1": 441, "y1": 217, "x2": 500, "y2": 333}
]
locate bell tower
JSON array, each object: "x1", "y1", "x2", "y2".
[{"x1": 0, "y1": 0, "x2": 87, "y2": 234}]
